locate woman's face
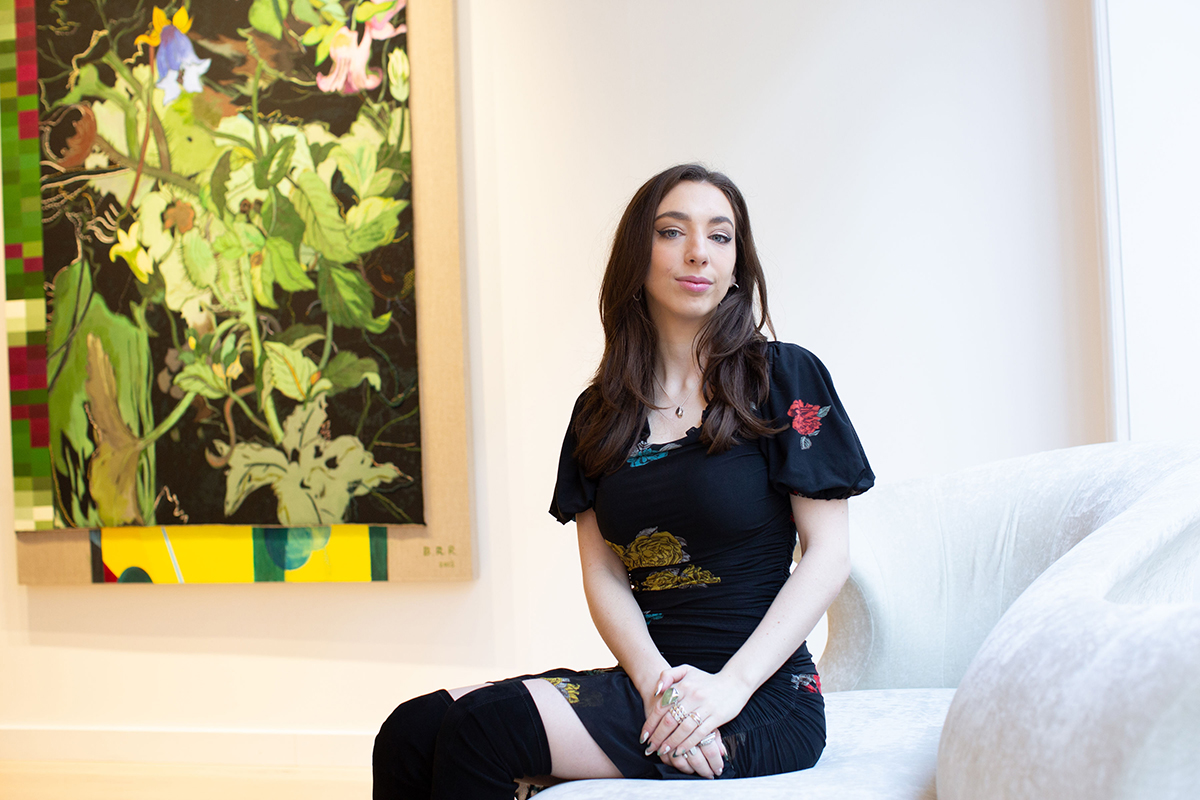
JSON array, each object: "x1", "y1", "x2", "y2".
[{"x1": 644, "y1": 181, "x2": 738, "y2": 328}]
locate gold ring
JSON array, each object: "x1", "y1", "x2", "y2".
[
  {"x1": 688, "y1": 711, "x2": 704, "y2": 725},
  {"x1": 669, "y1": 703, "x2": 688, "y2": 723}
]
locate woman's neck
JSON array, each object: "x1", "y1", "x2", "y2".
[
  {"x1": 650, "y1": 303, "x2": 708, "y2": 375},
  {"x1": 654, "y1": 330, "x2": 703, "y2": 394}
]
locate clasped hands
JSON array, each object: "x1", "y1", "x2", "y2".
[{"x1": 639, "y1": 664, "x2": 748, "y2": 779}]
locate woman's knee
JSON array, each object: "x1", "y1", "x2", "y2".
[
  {"x1": 430, "y1": 681, "x2": 553, "y2": 793},
  {"x1": 373, "y1": 689, "x2": 453, "y2": 765},
  {"x1": 436, "y1": 681, "x2": 532, "y2": 747}
]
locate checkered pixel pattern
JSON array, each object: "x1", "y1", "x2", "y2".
[{"x1": 1, "y1": 0, "x2": 54, "y2": 531}]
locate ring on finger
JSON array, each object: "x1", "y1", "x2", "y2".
[
  {"x1": 699, "y1": 732, "x2": 717, "y2": 746},
  {"x1": 669, "y1": 703, "x2": 689, "y2": 723},
  {"x1": 688, "y1": 711, "x2": 704, "y2": 726},
  {"x1": 660, "y1": 687, "x2": 681, "y2": 707}
]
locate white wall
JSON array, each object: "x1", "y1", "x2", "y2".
[
  {"x1": 0, "y1": 0, "x2": 1105, "y2": 768},
  {"x1": 1104, "y1": 0, "x2": 1200, "y2": 441}
]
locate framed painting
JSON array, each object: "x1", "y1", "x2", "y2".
[{"x1": 4, "y1": 0, "x2": 472, "y2": 582}]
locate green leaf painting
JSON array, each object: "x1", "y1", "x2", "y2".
[{"x1": 38, "y1": 0, "x2": 421, "y2": 527}]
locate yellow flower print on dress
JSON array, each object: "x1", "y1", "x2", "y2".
[
  {"x1": 542, "y1": 677, "x2": 580, "y2": 704},
  {"x1": 640, "y1": 565, "x2": 722, "y2": 592},
  {"x1": 606, "y1": 527, "x2": 690, "y2": 570}
]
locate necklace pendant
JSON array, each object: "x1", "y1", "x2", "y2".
[{"x1": 675, "y1": 406, "x2": 684, "y2": 418}]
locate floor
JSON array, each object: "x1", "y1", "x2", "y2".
[{"x1": 0, "y1": 761, "x2": 371, "y2": 800}]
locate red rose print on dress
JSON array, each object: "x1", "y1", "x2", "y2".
[{"x1": 788, "y1": 399, "x2": 831, "y2": 450}]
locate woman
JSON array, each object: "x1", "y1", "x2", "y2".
[{"x1": 374, "y1": 164, "x2": 873, "y2": 797}]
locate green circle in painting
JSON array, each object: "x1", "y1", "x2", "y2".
[
  {"x1": 264, "y1": 527, "x2": 332, "y2": 571},
  {"x1": 117, "y1": 566, "x2": 153, "y2": 583}
]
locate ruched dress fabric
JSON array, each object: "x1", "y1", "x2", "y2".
[{"x1": 539, "y1": 342, "x2": 874, "y2": 781}]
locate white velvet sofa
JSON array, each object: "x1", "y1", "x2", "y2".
[{"x1": 537, "y1": 441, "x2": 1200, "y2": 799}]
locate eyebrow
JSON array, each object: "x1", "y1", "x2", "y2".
[{"x1": 654, "y1": 211, "x2": 734, "y2": 227}]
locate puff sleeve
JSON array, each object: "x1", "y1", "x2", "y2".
[
  {"x1": 760, "y1": 342, "x2": 874, "y2": 500},
  {"x1": 549, "y1": 391, "x2": 599, "y2": 524}
]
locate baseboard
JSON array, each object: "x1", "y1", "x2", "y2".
[
  {"x1": 0, "y1": 726, "x2": 374, "y2": 768},
  {"x1": 0, "y1": 761, "x2": 371, "y2": 800}
]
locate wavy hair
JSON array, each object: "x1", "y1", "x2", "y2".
[{"x1": 574, "y1": 164, "x2": 778, "y2": 477}]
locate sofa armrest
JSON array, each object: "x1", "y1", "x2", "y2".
[{"x1": 936, "y1": 459, "x2": 1200, "y2": 800}]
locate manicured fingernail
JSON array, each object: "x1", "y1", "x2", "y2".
[
  {"x1": 659, "y1": 745, "x2": 670, "y2": 756},
  {"x1": 655, "y1": 681, "x2": 663, "y2": 695},
  {"x1": 645, "y1": 745, "x2": 654, "y2": 756},
  {"x1": 640, "y1": 731, "x2": 648, "y2": 744}
]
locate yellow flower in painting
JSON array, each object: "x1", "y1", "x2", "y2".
[
  {"x1": 542, "y1": 677, "x2": 580, "y2": 704},
  {"x1": 110, "y1": 222, "x2": 153, "y2": 283},
  {"x1": 623, "y1": 529, "x2": 688, "y2": 569},
  {"x1": 136, "y1": 6, "x2": 193, "y2": 47},
  {"x1": 639, "y1": 565, "x2": 721, "y2": 592},
  {"x1": 387, "y1": 48, "x2": 410, "y2": 102}
]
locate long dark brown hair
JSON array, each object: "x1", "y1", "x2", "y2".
[{"x1": 574, "y1": 164, "x2": 779, "y2": 477}]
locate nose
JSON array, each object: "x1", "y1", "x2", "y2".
[{"x1": 686, "y1": 237, "x2": 709, "y2": 266}]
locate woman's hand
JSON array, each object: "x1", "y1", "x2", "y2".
[{"x1": 640, "y1": 664, "x2": 747, "y2": 778}]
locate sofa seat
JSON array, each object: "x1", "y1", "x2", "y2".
[{"x1": 537, "y1": 688, "x2": 952, "y2": 799}]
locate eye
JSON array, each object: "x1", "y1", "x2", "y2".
[
  {"x1": 656, "y1": 228, "x2": 682, "y2": 239},
  {"x1": 710, "y1": 232, "x2": 732, "y2": 244}
]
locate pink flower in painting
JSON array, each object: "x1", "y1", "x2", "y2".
[
  {"x1": 365, "y1": 0, "x2": 408, "y2": 41},
  {"x1": 316, "y1": 27, "x2": 382, "y2": 94},
  {"x1": 788, "y1": 400, "x2": 824, "y2": 436}
]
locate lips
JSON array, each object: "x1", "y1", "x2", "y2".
[{"x1": 677, "y1": 276, "x2": 713, "y2": 292}]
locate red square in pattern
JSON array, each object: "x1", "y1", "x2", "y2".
[
  {"x1": 29, "y1": 417, "x2": 49, "y2": 448},
  {"x1": 8, "y1": 347, "x2": 26, "y2": 374},
  {"x1": 18, "y1": 110, "x2": 37, "y2": 139},
  {"x1": 5, "y1": 244, "x2": 21, "y2": 259},
  {"x1": 23, "y1": 257, "x2": 42, "y2": 273}
]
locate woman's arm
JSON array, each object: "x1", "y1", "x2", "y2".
[
  {"x1": 645, "y1": 496, "x2": 851, "y2": 764},
  {"x1": 576, "y1": 508, "x2": 671, "y2": 702}
]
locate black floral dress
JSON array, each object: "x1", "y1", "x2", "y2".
[{"x1": 539, "y1": 342, "x2": 873, "y2": 780}]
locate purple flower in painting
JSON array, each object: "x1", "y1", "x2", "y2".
[
  {"x1": 137, "y1": 7, "x2": 210, "y2": 106},
  {"x1": 156, "y1": 24, "x2": 211, "y2": 105}
]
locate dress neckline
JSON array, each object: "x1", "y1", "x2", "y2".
[{"x1": 640, "y1": 406, "x2": 709, "y2": 447}]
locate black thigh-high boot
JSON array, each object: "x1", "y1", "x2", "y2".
[
  {"x1": 373, "y1": 689, "x2": 453, "y2": 799},
  {"x1": 430, "y1": 680, "x2": 553, "y2": 799}
]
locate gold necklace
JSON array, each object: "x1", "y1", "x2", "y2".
[{"x1": 654, "y1": 374, "x2": 699, "y2": 419}]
